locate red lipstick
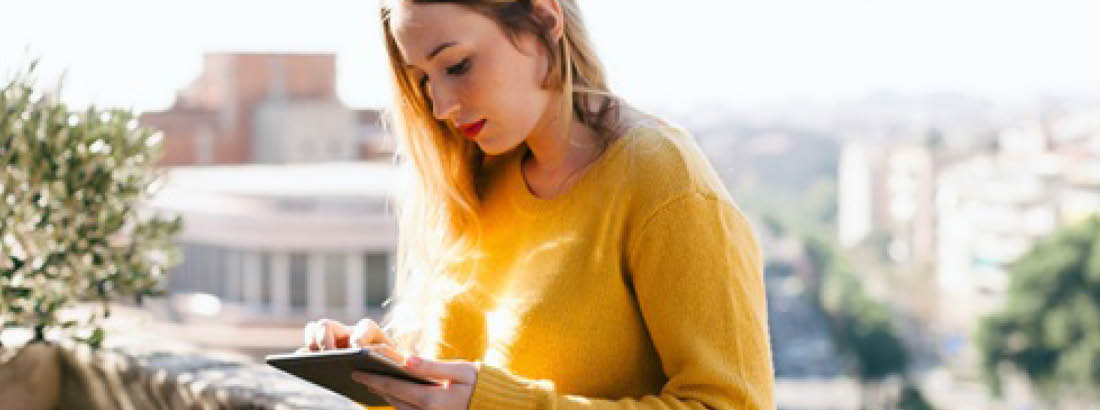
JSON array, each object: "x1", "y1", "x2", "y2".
[{"x1": 458, "y1": 119, "x2": 486, "y2": 140}]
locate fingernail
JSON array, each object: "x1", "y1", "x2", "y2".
[
  {"x1": 406, "y1": 355, "x2": 421, "y2": 368},
  {"x1": 353, "y1": 372, "x2": 370, "y2": 384}
]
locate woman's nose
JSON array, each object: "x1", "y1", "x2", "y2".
[{"x1": 430, "y1": 86, "x2": 460, "y2": 122}]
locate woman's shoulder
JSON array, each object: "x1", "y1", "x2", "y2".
[{"x1": 613, "y1": 111, "x2": 733, "y2": 207}]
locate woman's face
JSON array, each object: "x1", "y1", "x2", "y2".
[{"x1": 390, "y1": 2, "x2": 555, "y2": 155}]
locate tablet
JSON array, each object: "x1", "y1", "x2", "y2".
[{"x1": 266, "y1": 348, "x2": 438, "y2": 406}]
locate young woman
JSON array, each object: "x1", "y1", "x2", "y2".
[{"x1": 301, "y1": 1, "x2": 775, "y2": 409}]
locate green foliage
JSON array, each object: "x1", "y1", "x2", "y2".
[
  {"x1": 752, "y1": 150, "x2": 920, "y2": 404},
  {"x1": 755, "y1": 170, "x2": 910, "y2": 382},
  {"x1": 897, "y1": 383, "x2": 937, "y2": 410},
  {"x1": 803, "y1": 177, "x2": 838, "y2": 228},
  {"x1": 805, "y1": 233, "x2": 910, "y2": 381},
  {"x1": 977, "y1": 216, "x2": 1100, "y2": 398},
  {"x1": 0, "y1": 60, "x2": 182, "y2": 347},
  {"x1": 743, "y1": 175, "x2": 837, "y2": 241}
]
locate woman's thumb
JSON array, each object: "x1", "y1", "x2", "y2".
[{"x1": 405, "y1": 356, "x2": 477, "y2": 385}]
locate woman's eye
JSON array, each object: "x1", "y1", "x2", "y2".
[
  {"x1": 445, "y1": 58, "x2": 470, "y2": 76},
  {"x1": 418, "y1": 75, "x2": 429, "y2": 90}
]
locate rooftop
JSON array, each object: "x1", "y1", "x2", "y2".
[{"x1": 159, "y1": 161, "x2": 399, "y2": 199}]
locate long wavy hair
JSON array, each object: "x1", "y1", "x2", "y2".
[{"x1": 379, "y1": 0, "x2": 628, "y2": 356}]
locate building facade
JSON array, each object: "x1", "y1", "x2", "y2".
[
  {"x1": 140, "y1": 53, "x2": 393, "y2": 166},
  {"x1": 837, "y1": 139, "x2": 937, "y2": 268},
  {"x1": 147, "y1": 162, "x2": 399, "y2": 324}
]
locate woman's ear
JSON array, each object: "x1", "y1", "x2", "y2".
[{"x1": 530, "y1": 0, "x2": 565, "y2": 41}]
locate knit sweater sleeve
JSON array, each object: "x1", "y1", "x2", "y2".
[{"x1": 466, "y1": 190, "x2": 775, "y2": 410}]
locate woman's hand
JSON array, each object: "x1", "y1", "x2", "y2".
[
  {"x1": 299, "y1": 318, "x2": 404, "y2": 364},
  {"x1": 352, "y1": 356, "x2": 479, "y2": 410}
]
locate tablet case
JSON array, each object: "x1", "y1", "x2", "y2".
[{"x1": 266, "y1": 348, "x2": 437, "y2": 406}]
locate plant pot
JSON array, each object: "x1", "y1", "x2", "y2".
[{"x1": 0, "y1": 342, "x2": 62, "y2": 410}]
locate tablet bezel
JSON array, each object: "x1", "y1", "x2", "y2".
[{"x1": 266, "y1": 348, "x2": 437, "y2": 406}]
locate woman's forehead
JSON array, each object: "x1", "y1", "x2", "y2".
[{"x1": 390, "y1": 3, "x2": 492, "y2": 66}]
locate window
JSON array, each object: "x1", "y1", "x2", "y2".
[
  {"x1": 260, "y1": 252, "x2": 272, "y2": 307},
  {"x1": 197, "y1": 244, "x2": 214, "y2": 294},
  {"x1": 365, "y1": 252, "x2": 389, "y2": 308},
  {"x1": 226, "y1": 250, "x2": 243, "y2": 303},
  {"x1": 213, "y1": 247, "x2": 227, "y2": 298},
  {"x1": 169, "y1": 242, "x2": 195, "y2": 292},
  {"x1": 325, "y1": 254, "x2": 347, "y2": 310},
  {"x1": 289, "y1": 253, "x2": 309, "y2": 310}
]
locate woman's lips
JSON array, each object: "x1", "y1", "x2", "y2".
[{"x1": 458, "y1": 119, "x2": 486, "y2": 140}]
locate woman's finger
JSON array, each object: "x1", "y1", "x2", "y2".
[
  {"x1": 303, "y1": 321, "x2": 321, "y2": 351},
  {"x1": 350, "y1": 318, "x2": 396, "y2": 349},
  {"x1": 404, "y1": 356, "x2": 478, "y2": 385},
  {"x1": 381, "y1": 392, "x2": 421, "y2": 410},
  {"x1": 318, "y1": 319, "x2": 352, "y2": 350},
  {"x1": 367, "y1": 343, "x2": 406, "y2": 365},
  {"x1": 352, "y1": 372, "x2": 433, "y2": 409}
]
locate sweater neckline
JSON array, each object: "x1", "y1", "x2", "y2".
[{"x1": 506, "y1": 134, "x2": 630, "y2": 214}]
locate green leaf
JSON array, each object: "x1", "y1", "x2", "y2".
[
  {"x1": 78, "y1": 327, "x2": 105, "y2": 349},
  {"x1": 2, "y1": 286, "x2": 32, "y2": 298}
]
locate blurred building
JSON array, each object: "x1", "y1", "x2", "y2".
[
  {"x1": 837, "y1": 139, "x2": 937, "y2": 269},
  {"x1": 934, "y1": 151, "x2": 1058, "y2": 327},
  {"x1": 1050, "y1": 105, "x2": 1100, "y2": 225},
  {"x1": 140, "y1": 53, "x2": 393, "y2": 166},
  {"x1": 839, "y1": 109, "x2": 1100, "y2": 333},
  {"x1": 934, "y1": 115, "x2": 1100, "y2": 331},
  {"x1": 147, "y1": 161, "x2": 399, "y2": 324},
  {"x1": 837, "y1": 140, "x2": 875, "y2": 248},
  {"x1": 1061, "y1": 161, "x2": 1100, "y2": 224}
]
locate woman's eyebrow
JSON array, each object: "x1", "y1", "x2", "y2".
[
  {"x1": 426, "y1": 42, "x2": 457, "y2": 61},
  {"x1": 405, "y1": 41, "x2": 457, "y2": 70}
]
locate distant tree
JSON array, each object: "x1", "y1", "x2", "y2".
[
  {"x1": 897, "y1": 384, "x2": 937, "y2": 410},
  {"x1": 804, "y1": 234, "x2": 921, "y2": 409},
  {"x1": 759, "y1": 169, "x2": 932, "y2": 408},
  {"x1": 0, "y1": 60, "x2": 182, "y2": 347},
  {"x1": 761, "y1": 213, "x2": 787, "y2": 238},
  {"x1": 977, "y1": 216, "x2": 1100, "y2": 401},
  {"x1": 804, "y1": 177, "x2": 837, "y2": 227},
  {"x1": 810, "y1": 235, "x2": 909, "y2": 379}
]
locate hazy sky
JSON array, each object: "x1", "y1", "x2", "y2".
[{"x1": 4, "y1": 0, "x2": 1099, "y2": 113}]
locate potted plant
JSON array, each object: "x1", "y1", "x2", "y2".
[{"x1": 0, "y1": 59, "x2": 182, "y2": 410}]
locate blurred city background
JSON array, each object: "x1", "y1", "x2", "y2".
[{"x1": 4, "y1": 1, "x2": 1100, "y2": 409}]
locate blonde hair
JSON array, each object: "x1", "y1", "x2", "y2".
[{"x1": 379, "y1": 0, "x2": 626, "y2": 356}]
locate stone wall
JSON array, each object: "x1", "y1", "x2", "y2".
[{"x1": 56, "y1": 342, "x2": 364, "y2": 410}]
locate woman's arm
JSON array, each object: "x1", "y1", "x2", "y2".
[{"x1": 467, "y1": 189, "x2": 775, "y2": 410}]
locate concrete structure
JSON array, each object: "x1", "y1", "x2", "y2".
[
  {"x1": 933, "y1": 115, "x2": 1100, "y2": 332},
  {"x1": 837, "y1": 139, "x2": 937, "y2": 268},
  {"x1": 884, "y1": 143, "x2": 937, "y2": 267},
  {"x1": 934, "y1": 152, "x2": 1059, "y2": 329},
  {"x1": 837, "y1": 140, "x2": 875, "y2": 248},
  {"x1": 140, "y1": 53, "x2": 392, "y2": 166},
  {"x1": 837, "y1": 111, "x2": 1100, "y2": 336},
  {"x1": 146, "y1": 161, "x2": 399, "y2": 324}
]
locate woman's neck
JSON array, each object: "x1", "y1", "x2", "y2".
[
  {"x1": 524, "y1": 119, "x2": 597, "y2": 171},
  {"x1": 520, "y1": 106, "x2": 601, "y2": 199}
]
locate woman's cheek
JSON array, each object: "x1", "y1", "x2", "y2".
[{"x1": 467, "y1": 69, "x2": 501, "y2": 116}]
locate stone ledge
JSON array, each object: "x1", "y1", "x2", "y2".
[{"x1": 56, "y1": 342, "x2": 365, "y2": 410}]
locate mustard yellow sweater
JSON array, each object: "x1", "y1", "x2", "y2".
[{"x1": 436, "y1": 123, "x2": 774, "y2": 410}]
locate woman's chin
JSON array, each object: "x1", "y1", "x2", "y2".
[{"x1": 475, "y1": 136, "x2": 521, "y2": 156}]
